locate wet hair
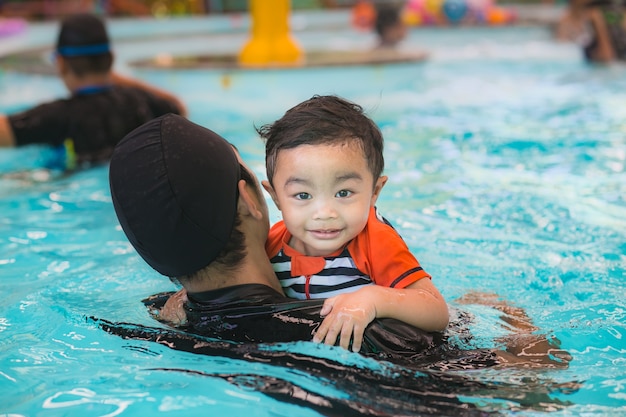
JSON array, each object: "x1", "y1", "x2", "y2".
[{"x1": 257, "y1": 95, "x2": 384, "y2": 187}]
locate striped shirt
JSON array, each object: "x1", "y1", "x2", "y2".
[{"x1": 265, "y1": 207, "x2": 430, "y2": 300}]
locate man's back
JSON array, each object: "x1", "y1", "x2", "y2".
[
  {"x1": 0, "y1": 13, "x2": 185, "y2": 165},
  {"x1": 9, "y1": 84, "x2": 181, "y2": 167}
]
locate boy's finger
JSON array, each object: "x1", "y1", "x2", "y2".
[
  {"x1": 323, "y1": 319, "x2": 342, "y2": 347},
  {"x1": 351, "y1": 325, "x2": 364, "y2": 352},
  {"x1": 312, "y1": 321, "x2": 328, "y2": 343},
  {"x1": 339, "y1": 322, "x2": 353, "y2": 350},
  {"x1": 320, "y1": 297, "x2": 336, "y2": 316}
]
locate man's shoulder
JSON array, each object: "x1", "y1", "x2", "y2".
[
  {"x1": 9, "y1": 97, "x2": 69, "y2": 118},
  {"x1": 7, "y1": 98, "x2": 70, "y2": 145},
  {"x1": 108, "y1": 85, "x2": 181, "y2": 114},
  {"x1": 108, "y1": 84, "x2": 156, "y2": 99},
  {"x1": 190, "y1": 284, "x2": 286, "y2": 306}
]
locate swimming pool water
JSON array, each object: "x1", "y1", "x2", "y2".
[{"x1": 1, "y1": 11, "x2": 625, "y2": 416}]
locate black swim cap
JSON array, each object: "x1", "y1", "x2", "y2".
[
  {"x1": 109, "y1": 114, "x2": 241, "y2": 277},
  {"x1": 56, "y1": 13, "x2": 111, "y2": 57}
]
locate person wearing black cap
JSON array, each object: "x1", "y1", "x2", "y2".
[
  {"x1": 0, "y1": 13, "x2": 186, "y2": 170},
  {"x1": 109, "y1": 113, "x2": 446, "y2": 357}
]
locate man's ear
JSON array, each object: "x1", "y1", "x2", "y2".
[
  {"x1": 55, "y1": 55, "x2": 68, "y2": 75},
  {"x1": 261, "y1": 180, "x2": 281, "y2": 211},
  {"x1": 238, "y1": 179, "x2": 263, "y2": 220},
  {"x1": 371, "y1": 175, "x2": 388, "y2": 206}
]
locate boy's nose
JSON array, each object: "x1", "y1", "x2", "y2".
[{"x1": 312, "y1": 199, "x2": 337, "y2": 220}]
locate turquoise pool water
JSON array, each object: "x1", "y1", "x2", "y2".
[{"x1": 1, "y1": 11, "x2": 625, "y2": 416}]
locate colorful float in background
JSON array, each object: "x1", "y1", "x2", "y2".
[
  {"x1": 404, "y1": 0, "x2": 516, "y2": 26},
  {"x1": 352, "y1": 0, "x2": 516, "y2": 29},
  {"x1": 0, "y1": 18, "x2": 27, "y2": 37}
]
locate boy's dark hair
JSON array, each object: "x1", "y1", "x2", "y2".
[
  {"x1": 56, "y1": 13, "x2": 113, "y2": 76},
  {"x1": 257, "y1": 95, "x2": 384, "y2": 186}
]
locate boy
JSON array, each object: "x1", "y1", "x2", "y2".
[
  {"x1": 258, "y1": 95, "x2": 449, "y2": 351},
  {"x1": 0, "y1": 13, "x2": 185, "y2": 170}
]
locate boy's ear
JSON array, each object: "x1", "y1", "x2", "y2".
[
  {"x1": 261, "y1": 180, "x2": 281, "y2": 210},
  {"x1": 238, "y1": 179, "x2": 263, "y2": 220},
  {"x1": 371, "y1": 175, "x2": 388, "y2": 205}
]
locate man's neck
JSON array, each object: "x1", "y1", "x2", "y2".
[
  {"x1": 237, "y1": 246, "x2": 285, "y2": 294},
  {"x1": 183, "y1": 249, "x2": 284, "y2": 296},
  {"x1": 65, "y1": 72, "x2": 112, "y2": 93}
]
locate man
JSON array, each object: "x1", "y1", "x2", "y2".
[
  {"x1": 0, "y1": 13, "x2": 185, "y2": 170},
  {"x1": 109, "y1": 114, "x2": 572, "y2": 370},
  {"x1": 108, "y1": 113, "x2": 443, "y2": 358}
]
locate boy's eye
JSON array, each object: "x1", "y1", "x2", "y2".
[
  {"x1": 295, "y1": 192, "x2": 312, "y2": 200},
  {"x1": 335, "y1": 190, "x2": 352, "y2": 198}
]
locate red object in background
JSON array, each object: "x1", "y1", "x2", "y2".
[{"x1": 352, "y1": 0, "x2": 376, "y2": 30}]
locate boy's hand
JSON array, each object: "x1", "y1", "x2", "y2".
[{"x1": 312, "y1": 287, "x2": 377, "y2": 352}]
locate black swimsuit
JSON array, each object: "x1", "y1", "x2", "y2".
[
  {"x1": 93, "y1": 285, "x2": 572, "y2": 415},
  {"x1": 9, "y1": 84, "x2": 181, "y2": 168},
  {"x1": 147, "y1": 283, "x2": 447, "y2": 361}
]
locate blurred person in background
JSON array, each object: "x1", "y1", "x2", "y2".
[
  {"x1": 556, "y1": 0, "x2": 626, "y2": 62},
  {"x1": 0, "y1": 13, "x2": 186, "y2": 171},
  {"x1": 374, "y1": 1, "x2": 409, "y2": 49}
]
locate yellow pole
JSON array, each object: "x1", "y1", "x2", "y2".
[{"x1": 238, "y1": 0, "x2": 303, "y2": 67}]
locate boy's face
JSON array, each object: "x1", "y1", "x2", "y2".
[{"x1": 263, "y1": 141, "x2": 386, "y2": 257}]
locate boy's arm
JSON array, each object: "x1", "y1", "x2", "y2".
[
  {"x1": 314, "y1": 208, "x2": 448, "y2": 352},
  {"x1": 313, "y1": 278, "x2": 449, "y2": 352},
  {"x1": 110, "y1": 72, "x2": 188, "y2": 117},
  {"x1": 0, "y1": 114, "x2": 16, "y2": 147}
]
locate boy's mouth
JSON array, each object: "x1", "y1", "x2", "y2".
[{"x1": 308, "y1": 229, "x2": 341, "y2": 240}]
